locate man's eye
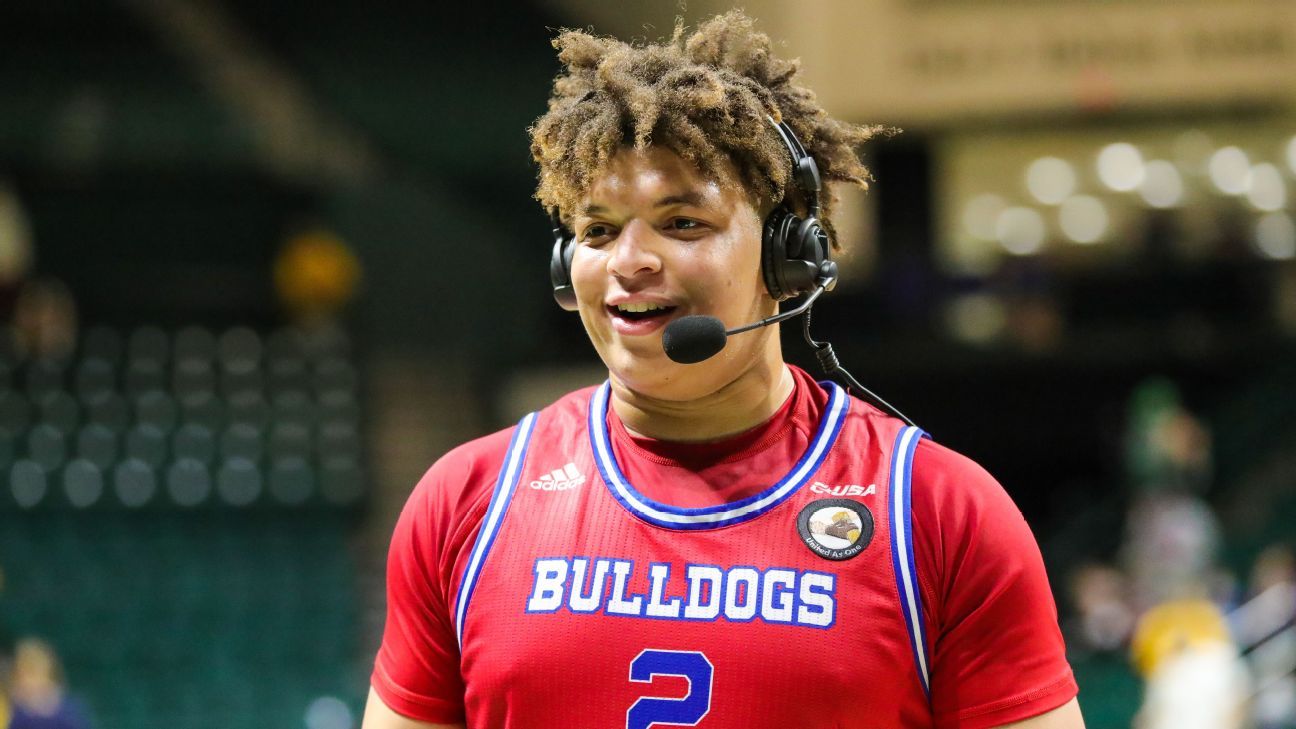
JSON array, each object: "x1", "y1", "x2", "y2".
[
  {"x1": 669, "y1": 218, "x2": 700, "y2": 231},
  {"x1": 581, "y1": 224, "x2": 612, "y2": 241}
]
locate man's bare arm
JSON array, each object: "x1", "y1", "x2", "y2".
[
  {"x1": 360, "y1": 687, "x2": 465, "y2": 729},
  {"x1": 996, "y1": 698, "x2": 1086, "y2": 729}
]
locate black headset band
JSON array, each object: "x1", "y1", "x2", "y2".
[{"x1": 766, "y1": 116, "x2": 821, "y2": 218}]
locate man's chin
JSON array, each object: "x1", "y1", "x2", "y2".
[{"x1": 607, "y1": 358, "x2": 724, "y2": 403}]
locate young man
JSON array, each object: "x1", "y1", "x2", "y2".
[{"x1": 365, "y1": 12, "x2": 1084, "y2": 729}]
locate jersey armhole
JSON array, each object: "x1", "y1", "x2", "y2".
[
  {"x1": 888, "y1": 424, "x2": 932, "y2": 699},
  {"x1": 451, "y1": 411, "x2": 539, "y2": 648}
]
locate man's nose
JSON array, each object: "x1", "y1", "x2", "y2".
[{"x1": 606, "y1": 220, "x2": 663, "y2": 279}]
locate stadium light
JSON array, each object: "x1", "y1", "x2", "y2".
[
  {"x1": 1026, "y1": 157, "x2": 1076, "y2": 205},
  {"x1": 995, "y1": 207, "x2": 1047, "y2": 255},
  {"x1": 1097, "y1": 143, "x2": 1145, "y2": 192},
  {"x1": 1139, "y1": 160, "x2": 1185, "y2": 209},
  {"x1": 1059, "y1": 196, "x2": 1108, "y2": 244},
  {"x1": 1208, "y1": 146, "x2": 1252, "y2": 195}
]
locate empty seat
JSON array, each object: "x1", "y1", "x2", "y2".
[
  {"x1": 266, "y1": 328, "x2": 306, "y2": 360},
  {"x1": 127, "y1": 326, "x2": 170, "y2": 365},
  {"x1": 74, "y1": 358, "x2": 117, "y2": 397},
  {"x1": 271, "y1": 391, "x2": 314, "y2": 426},
  {"x1": 268, "y1": 457, "x2": 313, "y2": 505},
  {"x1": 316, "y1": 422, "x2": 360, "y2": 461},
  {"x1": 0, "y1": 390, "x2": 32, "y2": 437},
  {"x1": 172, "y1": 423, "x2": 216, "y2": 464},
  {"x1": 174, "y1": 326, "x2": 216, "y2": 362},
  {"x1": 219, "y1": 364, "x2": 263, "y2": 399},
  {"x1": 113, "y1": 458, "x2": 156, "y2": 508},
  {"x1": 179, "y1": 391, "x2": 224, "y2": 431},
  {"x1": 172, "y1": 359, "x2": 216, "y2": 396},
  {"x1": 218, "y1": 327, "x2": 262, "y2": 370},
  {"x1": 320, "y1": 457, "x2": 364, "y2": 506},
  {"x1": 317, "y1": 391, "x2": 359, "y2": 423},
  {"x1": 25, "y1": 357, "x2": 68, "y2": 396},
  {"x1": 85, "y1": 391, "x2": 130, "y2": 433},
  {"x1": 220, "y1": 423, "x2": 263, "y2": 462},
  {"x1": 301, "y1": 326, "x2": 350, "y2": 360},
  {"x1": 9, "y1": 459, "x2": 47, "y2": 508},
  {"x1": 125, "y1": 360, "x2": 167, "y2": 396},
  {"x1": 82, "y1": 326, "x2": 124, "y2": 363},
  {"x1": 216, "y1": 458, "x2": 261, "y2": 507},
  {"x1": 27, "y1": 424, "x2": 67, "y2": 471},
  {"x1": 135, "y1": 391, "x2": 178, "y2": 431},
  {"x1": 166, "y1": 458, "x2": 210, "y2": 507},
  {"x1": 124, "y1": 424, "x2": 168, "y2": 469},
  {"x1": 267, "y1": 357, "x2": 309, "y2": 393},
  {"x1": 38, "y1": 391, "x2": 81, "y2": 434},
  {"x1": 0, "y1": 432, "x2": 16, "y2": 471},
  {"x1": 268, "y1": 423, "x2": 311, "y2": 458},
  {"x1": 227, "y1": 392, "x2": 271, "y2": 429},
  {"x1": 76, "y1": 424, "x2": 119, "y2": 469},
  {"x1": 63, "y1": 459, "x2": 104, "y2": 509},
  {"x1": 313, "y1": 358, "x2": 356, "y2": 393}
]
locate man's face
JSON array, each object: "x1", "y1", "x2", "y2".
[{"x1": 569, "y1": 145, "x2": 778, "y2": 401}]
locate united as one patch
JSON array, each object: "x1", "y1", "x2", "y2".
[{"x1": 797, "y1": 498, "x2": 874, "y2": 561}]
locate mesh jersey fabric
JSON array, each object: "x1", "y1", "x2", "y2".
[{"x1": 372, "y1": 365, "x2": 1076, "y2": 727}]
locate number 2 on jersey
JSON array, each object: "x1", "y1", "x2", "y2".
[{"x1": 626, "y1": 649, "x2": 713, "y2": 729}]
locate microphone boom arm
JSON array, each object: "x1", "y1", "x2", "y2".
[{"x1": 725, "y1": 283, "x2": 828, "y2": 336}]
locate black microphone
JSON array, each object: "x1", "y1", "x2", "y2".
[
  {"x1": 659, "y1": 278, "x2": 920, "y2": 428},
  {"x1": 662, "y1": 283, "x2": 829, "y2": 364}
]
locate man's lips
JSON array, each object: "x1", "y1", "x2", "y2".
[{"x1": 606, "y1": 303, "x2": 680, "y2": 336}]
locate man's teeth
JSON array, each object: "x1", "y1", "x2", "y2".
[{"x1": 615, "y1": 302, "x2": 668, "y2": 313}]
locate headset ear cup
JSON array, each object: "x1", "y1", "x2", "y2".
[
  {"x1": 550, "y1": 237, "x2": 579, "y2": 311},
  {"x1": 762, "y1": 207, "x2": 797, "y2": 301},
  {"x1": 797, "y1": 217, "x2": 828, "y2": 268},
  {"x1": 764, "y1": 212, "x2": 834, "y2": 300}
]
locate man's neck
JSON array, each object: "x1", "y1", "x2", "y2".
[{"x1": 609, "y1": 361, "x2": 795, "y2": 443}]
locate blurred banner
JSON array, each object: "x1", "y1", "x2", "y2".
[{"x1": 547, "y1": 0, "x2": 1296, "y2": 125}]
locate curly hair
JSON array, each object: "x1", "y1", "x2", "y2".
[{"x1": 529, "y1": 10, "x2": 888, "y2": 250}]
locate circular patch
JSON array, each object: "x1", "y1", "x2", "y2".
[{"x1": 797, "y1": 498, "x2": 874, "y2": 561}]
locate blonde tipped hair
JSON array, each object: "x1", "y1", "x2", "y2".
[{"x1": 529, "y1": 10, "x2": 887, "y2": 250}]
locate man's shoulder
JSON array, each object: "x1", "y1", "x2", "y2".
[{"x1": 908, "y1": 435, "x2": 1019, "y2": 522}]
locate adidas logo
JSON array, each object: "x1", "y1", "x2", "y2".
[{"x1": 530, "y1": 463, "x2": 585, "y2": 491}]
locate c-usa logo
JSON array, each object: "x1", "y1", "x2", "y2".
[{"x1": 809, "y1": 481, "x2": 876, "y2": 497}]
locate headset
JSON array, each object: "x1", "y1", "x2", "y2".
[
  {"x1": 544, "y1": 115, "x2": 917, "y2": 427},
  {"x1": 548, "y1": 115, "x2": 838, "y2": 310}
]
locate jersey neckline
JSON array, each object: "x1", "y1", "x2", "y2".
[{"x1": 587, "y1": 379, "x2": 850, "y2": 530}]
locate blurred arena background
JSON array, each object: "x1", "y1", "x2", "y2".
[{"x1": 0, "y1": 1, "x2": 1294, "y2": 728}]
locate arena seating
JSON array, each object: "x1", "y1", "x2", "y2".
[
  {"x1": 0, "y1": 325, "x2": 368, "y2": 728},
  {"x1": 0, "y1": 325, "x2": 364, "y2": 511}
]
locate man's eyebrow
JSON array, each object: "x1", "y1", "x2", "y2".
[
  {"x1": 653, "y1": 192, "x2": 705, "y2": 208},
  {"x1": 579, "y1": 192, "x2": 707, "y2": 217}
]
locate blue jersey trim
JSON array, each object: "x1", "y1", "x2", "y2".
[
  {"x1": 588, "y1": 379, "x2": 849, "y2": 530},
  {"x1": 454, "y1": 411, "x2": 539, "y2": 648},
  {"x1": 889, "y1": 425, "x2": 931, "y2": 698}
]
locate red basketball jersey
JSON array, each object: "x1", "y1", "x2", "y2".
[{"x1": 373, "y1": 376, "x2": 1077, "y2": 728}]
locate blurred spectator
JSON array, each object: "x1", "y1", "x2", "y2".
[
  {"x1": 1125, "y1": 377, "x2": 1213, "y2": 497},
  {"x1": 1067, "y1": 563, "x2": 1136, "y2": 656},
  {"x1": 1234, "y1": 545, "x2": 1296, "y2": 729},
  {"x1": 1122, "y1": 494, "x2": 1222, "y2": 609},
  {"x1": 273, "y1": 226, "x2": 361, "y2": 328},
  {"x1": 11, "y1": 279, "x2": 78, "y2": 361},
  {"x1": 1130, "y1": 598, "x2": 1251, "y2": 729},
  {"x1": 1121, "y1": 378, "x2": 1221, "y2": 608},
  {"x1": 6, "y1": 638, "x2": 93, "y2": 729}
]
